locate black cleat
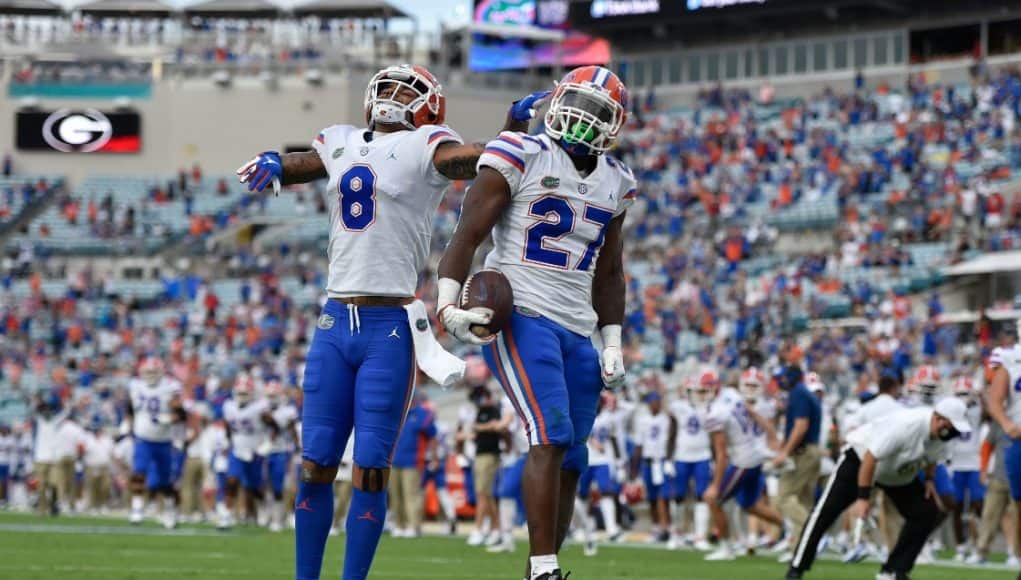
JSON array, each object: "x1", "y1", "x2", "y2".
[
  {"x1": 785, "y1": 569, "x2": 802, "y2": 580},
  {"x1": 535, "y1": 571, "x2": 571, "y2": 580}
]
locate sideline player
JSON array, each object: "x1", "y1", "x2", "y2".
[
  {"x1": 237, "y1": 63, "x2": 545, "y2": 580},
  {"x1": 984, "y1": 323, "x2": 1021, "y2": 579},
  {"x1": 223, "y1": 375, "x2": 274, "y2": 525},
  {"x1": 670, "y1": 373, "x2": 715, "y2": 550},
  {"x1": 265, "y1": 380, "x2": 300, "y2": 532},
  {"x1": 127, "y1": 357, "x2": 184, "y2": 528},
  {"x1": 437, "y1": 65, "x2": 634, "y2": 580}
]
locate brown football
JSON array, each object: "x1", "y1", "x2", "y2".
[{"x1": 459, "y1": 269, "x2": 514, "y2": 338}]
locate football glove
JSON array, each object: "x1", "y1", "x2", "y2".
[
  {"x1": 236, "y1": 150, "x2": 282, "y2": 195},
  {"x1": 600, "y1": 324, "x2": 626, "y2": 390},
  {"x1": 509, "y1": 90, "x2": 552, "y2": 122},
  {"x1": 437, "y1": 277, "x2": 495, "y2": 346}
]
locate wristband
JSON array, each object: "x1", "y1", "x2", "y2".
[
  {"x1": 600, "y1": 324, "x2": 622, "y2": 350},
  {"x1": 436, "y1": 277, "x2": 462, "y2": 311},
  {"x1": 856, "y1": 485, "x2": 872, "y2": 500}
]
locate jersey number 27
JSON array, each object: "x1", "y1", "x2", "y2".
[{"x1": 525, "y1": 196, "x2": 613, "y2": 271}]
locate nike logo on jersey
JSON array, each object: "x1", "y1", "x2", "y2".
[
  {"x1": 387, "y1": 149, "x2": 398, "y2": 160},
  {"x1": 388, "y1": 327, "x2": 400, "y2": 339}
]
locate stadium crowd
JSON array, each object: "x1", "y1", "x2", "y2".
[{"x1": 1, "y1": 66, "x2": 1021, "y2": 569}]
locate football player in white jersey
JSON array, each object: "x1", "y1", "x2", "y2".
[
  {"x1": 489, "y1": 405, "x2": 531, "y2": 554},
  {"x1": 265, "y1": 380, "x2": 299, "y2": 532},
  {"x1": 126, "y1": 357, "x2": 184, "y2": 528},
  {"x1": 578, "y1": 392, "x2": 626, "y2": 542},
  {"x1": 948, "y1": 376, "x2": 986, "y2": 561},
  {"x1": 236, "y1": 64, "x2": 544, "y2": 580},
  {"x1": 633, "y1": 391, "x2": 677, "y2": 544},
  {"x1": 703, "y1": 375, "x2": 785, "y2": 561},
  {"x1": 669, "y1": 373, "x2": 714, "y2": 551},
  {"x1": 437, "y1": 65, "x2": 633, "y2": 580},
  {"x1": 738, "y1": 367, "x2": 785, "y2": 550},
  {"x1": 906, "y1": 365, "x2": 943, "y2": 407},
  {"x1": 223, "y1": 375, "x2": 274, "y2": 526}
]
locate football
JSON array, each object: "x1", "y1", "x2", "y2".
[{"x1": 459, "y1": 269, "x2": 514, "y2": 338}]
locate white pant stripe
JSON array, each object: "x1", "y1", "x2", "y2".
[
  {"x1": 495, "y1": 334, "x2": 539, "y2": 446},
  {"x1": 791, "y1": 449, "x2": 847, "y2": 568}
]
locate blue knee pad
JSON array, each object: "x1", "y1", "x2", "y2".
[{"x1": 561, "y1": 443, "x2": 588, "y2": 474}]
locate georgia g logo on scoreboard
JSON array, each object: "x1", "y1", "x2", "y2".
[{"x1": 41, "y1": 109, "x2": 113, "y2": 153}]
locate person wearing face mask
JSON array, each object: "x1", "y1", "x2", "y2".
[{"x1": 785, "y1": 397, "x2": 972, "y2": 580}]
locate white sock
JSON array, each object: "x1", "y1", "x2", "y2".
[
  {"x1": 131, "y1": 496, "x2": 144, "y2": 512},
  {"x1": 529, "y1": 554, "x2": 559, "y2": 578},
  {"x1": 438, "y1": 488, "x2": 456, "y2": 522},
  {"x1": 480, "y1": 516, "x2": 491, "y2": 535},
  {"x1": 572, "y1": 497, "x2": 593, "y2": 540},
  {"x1": 498, "y1": 498, "x2": 516, "y2": 538},
  {"x1": 694, "y1": 501, "x2": 710, "y2": 539},
  {"x1": 599, "y1": 497, "x2": 619, "y2": 534}
]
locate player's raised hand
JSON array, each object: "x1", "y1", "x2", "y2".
[
  {"x1": 600, "y1": 324, "x2": 626, "y2": 390},
  {"x1": 436, "y1": 278, "x2": 495, "y2": 346},
  {"x1": 509, "y1": 90, "x2": 553, "y2": 122},
  {"x1": 236, "y1": 150, "x2": 282, "y2": 195}
]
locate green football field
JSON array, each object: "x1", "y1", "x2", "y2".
[{"x1": 0, "y1": 512, "x2": 1014, "y2": 579}]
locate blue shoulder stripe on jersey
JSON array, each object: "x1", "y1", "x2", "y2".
[
  {"x1": 496, "y1": 135, "x2": 525, "y2": 150},
  {"x1": 483, "y1": 146, "x2": 525, "y2": 172},
  {"x1": 428, "y1": 130, "x2": 458, "y2": 144},
  {"x1": 521, "y1": 135, "x2": 548, "y2": 150}
]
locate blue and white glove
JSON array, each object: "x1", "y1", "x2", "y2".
[
  {"x1": 509, "y1": 90, "x2": 552, "y2": 122},
  {"x1": 236, "y1": 150, "x2": 282, "y2": 195}
]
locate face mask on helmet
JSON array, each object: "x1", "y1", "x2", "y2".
[
  {"x1": 545, "y1": 85, "x2": 622, "y2": 155},
  {"x1": 739, "y1": 382, "x2": 762, "y2": 402},
  {"x1": 364, "y1": 67, "x2": 442, "y2": 131}
]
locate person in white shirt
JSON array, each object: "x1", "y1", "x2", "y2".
[
  {"x1": 32, "y1": 395, "x2": 66, "y2": 516},
  {"x1": 786, "y1": 398, "x2": 973, "y2": 580},
  {"x1": 180, "y1": 405, "x2": 211, "y2": 523},
  {"x1": 127, "y1": 357, "x2": 185, "y2": 528},
  {"x1": 633, "y1": 391, "x2": 676, "y2": 544},
  {"x1": 54, "y1": 412, "x2": 86, "y2": 514},
  {"x1": 579, "y1": 392, "x2": 626, "y2": 542},
  {"x1": 669, "y1": 374, "x2": 715, "y2": 551},
  {"x1": 222, "y1": 375, "x2": 273, "y2": 526},
  {"x1": 81, "y1": 418, "x2": 115, "y2": 513},
  {"x1": 703, "y1": 373, "x2": 785, "y2": 562},
  {"x1": 947, "y1": 376, "x2": 987, "y2": 561},
  {"x1": 263, "y1": 381, "x2": 299, "y2": 532}
]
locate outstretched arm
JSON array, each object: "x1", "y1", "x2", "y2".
[
  {"x1": 281, "y1": 152, "x2": 328, "y2": 185},
  {"x1": 431, "y1": 89, "x2": 550, "y2": 180}
]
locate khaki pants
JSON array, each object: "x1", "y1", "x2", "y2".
[
  {"x1": 977, "y1": 478, "x2": 1016, "y2": 553},
  {"x1": 389, "y1": 467, "x2": 423, "y2": 532},
  {"x1": 84, "y1": 466, "x2": 111, "y2": 510},
  {"x1": 778, "y1": 444, "x2": 822, "y2": 547},
  {"x1": 55, "y1": 457, "x2": 76, "y2": 510},
  {"x1": 333, "y1": 481, "x2": 353, "y2": 528},
  {"x1": 180, "y1": 457, "x2": 206, "y2": 516},
  {"x1": 33, "y1": 462, "x2": 56, "y2": 514},
  {"x1": 473, "y1": 453, "x2": 499, "y2": 498}
]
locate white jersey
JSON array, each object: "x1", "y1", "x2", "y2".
[
  {"x1": 635, "y1": 412, "x2": 673, "y2": 460},
  {"x1": 263, "y1": 403, "x2": 299, "y2": 455},
  {"x1": 207, "y1": 424, "x2": 230, "y2": 473},
  {"x1": 752, "y1": 397, "x2": 779, "y2": 455},
  {"x1": 223, "y1": 398, "x2": 270, "y2": 461},
  {"x1": 1002, "y1": 343, "x2": 1021, "y2": 424},
  {"x1": 478, "y1": 132, "x2": 637, "y2": 335},
  {"x1": 706, "y1": 387, "x2": 773, "y2": 469},
  {"x1": 669, "y1": 399, "x2": 711, "y2": 463},
  {"x1": 113, "y1": 435, "x2": 134, "y2": 468},
  {"x1": 0, "y1": 433, "x2": 12, "y2": 465},
  {"x1": 129, "y1": 377, "x2": 182, "y2": 443},
  {"x1": 82, "y1": 432, "x2": 115, "y2": 468},
  {"x1": 311, "y1": 123, "x2": 462, "y2": 298},
  {"x1": 588, "y1": 410, "x2": 623, "y2": 466},
  {"x1": 949, "y1": 400, "x2": 984, "y2": 472}
]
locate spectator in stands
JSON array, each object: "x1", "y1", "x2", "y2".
[{"x1": 389, "y1": 392, "x2": 438, "y2": 538}]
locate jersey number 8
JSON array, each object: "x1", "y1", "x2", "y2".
[
  {"x1": 338, "y1": 164, "x2": 377, "y2": 231},
  {"x1": 524, "y1": 196, "x2": 614, "y2": 271}
]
